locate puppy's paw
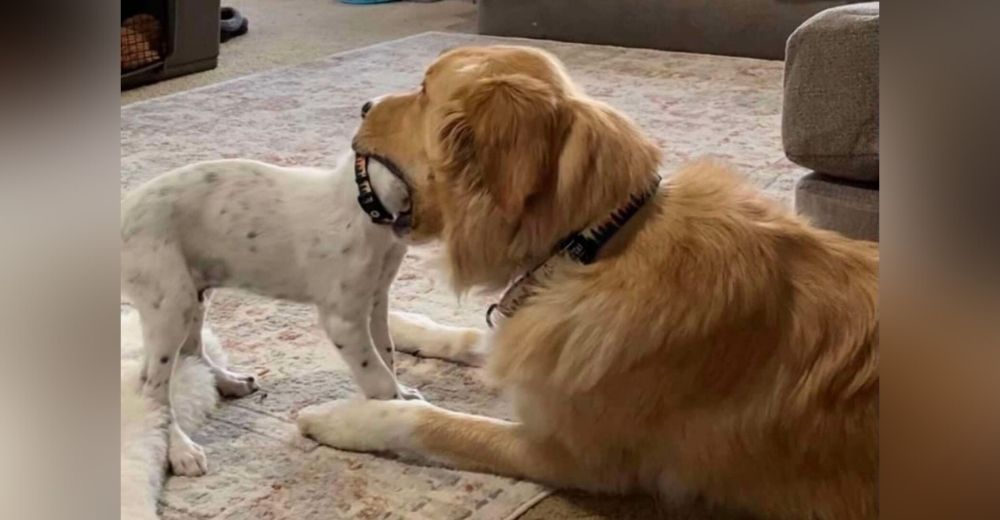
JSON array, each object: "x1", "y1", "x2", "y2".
[
  {"x1": 297, "y1": 399, "x2": 426, "y2": 453},
  {"x1": 169, "y1": 435, "x2": 208, "y2": 477},
  {"x1": 396, "y1": 384, "x2": 424, "y2": 401},
  {"x1": 358, "y1": 373, "x2": 404, "y2": 401},
  {"x1": 215, "y1": 369, "x2": 259, "y2": 398}
]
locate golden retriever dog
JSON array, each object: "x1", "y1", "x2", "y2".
[{"x1": 298, "y1": 46, "x2": 878, "y2": 520}]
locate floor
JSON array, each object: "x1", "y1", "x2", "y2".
[
  {"x1": 121, "y1": 0, "x2": 477, "y2": 105},
  {"x1": 122, "y1": 2, "x2": 695, "y2": 518}
]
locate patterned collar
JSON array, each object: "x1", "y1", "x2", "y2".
[
  {"x1": 486, "y1": 177, "x2": 662, "y2": 328},
  {"x1": 354, "y1": 154, "x2": 401, "y2": 225}
]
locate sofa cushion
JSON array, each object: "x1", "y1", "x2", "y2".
[
  {"x1": 783, "y1": 2, "x2": 879, "y2": 181},
  {"x1": 796, "y1": 172, "x2": 878, "y2": 241}
]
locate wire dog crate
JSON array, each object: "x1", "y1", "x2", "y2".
[{"x1": 121, "y1": 0, "x2": 220, "y2": 90}]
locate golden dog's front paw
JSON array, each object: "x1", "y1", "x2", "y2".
[
  {"x1": 297, "y1": 398, "x2": 428, "y2": 453},
  {"x1": 389, "y1": 311, "x2": 487, "y2": 366}
]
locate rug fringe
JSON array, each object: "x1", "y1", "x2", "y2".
[{"x1": 502, "y1": 489, "x2": 554, "y2": 520}]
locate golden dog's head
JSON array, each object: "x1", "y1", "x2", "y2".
[{"x1": 353, "y1": 46, "x2": 660, "y2": 291}]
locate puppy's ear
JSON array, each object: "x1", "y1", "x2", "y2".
[{"x1": 439, "y1": 74, "x2": 565, "y2": 219}]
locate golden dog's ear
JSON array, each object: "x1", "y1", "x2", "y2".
[{"x1": 439, "y1": 74, "x2": 565, "y2": 219}]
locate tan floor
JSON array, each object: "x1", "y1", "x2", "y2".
[
  {"x1": 121, "y1": 0, "x2": 477, "y2": 105},
  {"x1": 121, "y1": 1, "x2": 665, "y2": 518}
]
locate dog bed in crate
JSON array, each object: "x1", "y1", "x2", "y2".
[{"x1": 121, "y1": 0, "x2": 220, "y2": 90}]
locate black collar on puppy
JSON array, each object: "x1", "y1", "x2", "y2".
[
  {"x1": 486, "y1": 176, "x2": 662, "y2": 328},
  {"x1": 354, "y1": 154, "x2": 398, "y2": 225}
]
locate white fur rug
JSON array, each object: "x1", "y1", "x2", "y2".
[{"x1": 120, "y1": 309, "x2": 220, "y2": 519}]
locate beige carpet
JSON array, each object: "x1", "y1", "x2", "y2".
[
  {"x1": 121, "y1": 26, "x2": 801, "y2": 520},
  {"x1": 121, "y1": 0, "x2": 477, "y2": 105}
]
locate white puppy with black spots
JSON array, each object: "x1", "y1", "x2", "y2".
[{"x1": 121, "y1": 151, "x2": 430, "y2": 476}]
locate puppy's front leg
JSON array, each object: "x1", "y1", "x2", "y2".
[
  {"x1": 371, "y1": 288, "x2": 423, "y2": 401},
  {"x1": 370, "y1": 244, "x2": 405, "y2": 373},
  {"x1": 320, "y1": 307, "x2": 402, "y2": 400}
]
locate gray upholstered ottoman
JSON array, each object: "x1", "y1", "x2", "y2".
[{"x1": 783, "y1": 2, "x2": 879, "y2": 241}]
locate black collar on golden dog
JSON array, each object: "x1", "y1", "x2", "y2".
[{"x1": 486, "y1": 176, "x2": 662, "y2": 328}]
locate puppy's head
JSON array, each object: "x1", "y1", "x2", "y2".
[{"x1": 353, "y1": 46, "x2": 659, "y2": 290}]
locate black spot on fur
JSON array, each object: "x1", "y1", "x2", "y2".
[
  {"x1": 361, "y1": 360, "x2": 369, "y2": 368},
  {"x1": 341, "y1": 246, "x2": 351, "y2": 254},
  {"x1": 197, "y1": 288, "x2": 208, "y2": 302},
  {"x1": 246, "y1": 231, "x2": 258, "y2": 239},
  {"x1": 385, "y1": 347, "x2": 391, "y2": 354},
  {"x1": 160, "y1": 356, "x2": 169, "y2": 364},
  {"x1": 220, "y1": 208, "x2": 227, "y2": 216},
  {"x1": 204, "y1": 171, "x2": 219, "y2": 183},
  {"x1": 339, "y1": 282, "x2": 348, "y2": 291},
  {"x1": 334, "y1": 344, "x2": 343, "y2": 350},
  {"x1": 249, "y1": 245, "x2": 258, "y2": 253},
  {"x1": 151, "y1": 295, "x2": 163, "y2": 310}
]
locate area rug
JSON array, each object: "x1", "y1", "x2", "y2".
[{"x1": 121, "y1": 31, "x2": 805, "y2": 519}]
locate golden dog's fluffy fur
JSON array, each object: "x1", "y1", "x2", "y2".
[{"x1": 346, "y1": 46, "x2": 879, "y2": 519}]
